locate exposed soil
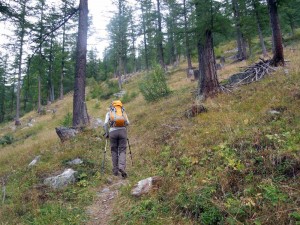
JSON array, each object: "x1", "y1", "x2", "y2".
[{"x1": 86, "y1": 177, "x2": 129, "y2": 225}]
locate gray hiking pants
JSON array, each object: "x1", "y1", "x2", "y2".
[{"x1": 109, "y1": 129, "x2": 127, "y2": 173}]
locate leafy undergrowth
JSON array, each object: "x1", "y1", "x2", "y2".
[{"x1": 0, "y1": 43, "x2": 300, "y2": 224}]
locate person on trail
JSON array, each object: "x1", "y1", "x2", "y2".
[{"x1": 104, "y1": 100, "x2": 129, "y2": 178}]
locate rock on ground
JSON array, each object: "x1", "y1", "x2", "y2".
[
  {"x1": 44, "y1": 168, "x2": 77, "y2": 189},
  {"x1": 131, "y1": 176, "x2": 162, "y2": 197}
]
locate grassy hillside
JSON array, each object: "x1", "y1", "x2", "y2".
[{"x1": 0, "y1": 41, "x2": 300, "y2": 224}]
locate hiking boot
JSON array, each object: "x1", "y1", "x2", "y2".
[
  {"x1": 119, "y1": 169, "x2": 127, "y2": 178},
  {"x1": 113, "y1": 171, "x2": 119, "y2": 176},
  {"x1": 113, "y1": 169, "x2": 119, "y2": 176}
]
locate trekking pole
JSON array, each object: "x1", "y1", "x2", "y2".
[
  {"x1": 127, "y1": 138, "x2": 133, "y2": 166},
  {"x1": 101, "y1": 139, "x2": 108, "y2": 174}
]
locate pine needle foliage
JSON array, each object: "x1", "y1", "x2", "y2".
[{"x1": 139, "y1": 65, "x2": 171, "y2": 102}]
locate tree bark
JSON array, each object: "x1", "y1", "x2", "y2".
[
  {"x1": 37, "y1": 0, "x2": 45, "y2": 114},
  {"x1": 232, "y1": 0, "x2": 247, "y2": 60},
  {"x1": 140, "y1": 2, "x2": 149, "y2": 70},
  {"x1": 267, "y1": 0, "x2": 284, "y2": 66},
  {"x1": 60, "y1": 1, "x2": 67, "y2": 100},
  {"x1": 73, "y1": 0, "x2": 89, "y2": 127},
  {"x1": 156, "y1": 0, "x2": 165, "y2": 69},
  {"x1": 183, "y1": 0, "x2": 192, "y2": 70},
  {"x1": 48, "y1": 34, "x2": 55, "y2": 102},
  {"x1": 15, "y1": 2, "x2": 26, "y2": 126},
  {"x1": 252, "y1": 0, "x2": 267, "y2": 57},
  {"x1": 198, "y1": 30, "x2": 220, "y2": 98}
]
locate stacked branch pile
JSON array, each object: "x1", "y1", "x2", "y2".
[{"x1": 225, "y1": 59, "x2": 276, "y2": 87}]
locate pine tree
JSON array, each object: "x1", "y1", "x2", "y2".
[{"x1": 73, "y1": 0, "x2": 89, "y2": 127}]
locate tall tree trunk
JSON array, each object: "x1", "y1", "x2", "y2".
[
  {"x1": 129, "y1": 14, "x2": 137, "y2": 73},
  {"x1": 11, "y1": 76, "x2": 15, "y2": 113},
  {"x1": 252, "y1": 0, "x2": 267, "y2": 57},
  {"x1": 0, "y1": 55, "x2": 8, "y2": 122},
  {"x1": 232, "y1": 0, "x2": 247, "y2": 60},
  {"x1": 183, "y1": 0, "x2": 192, "y2": 70},
  {"x1": 38, "y1": 75, "x2": 41, "y2": 112},
  {"x1": 267, "y1": 0, "x2": 284, "y2": 66},
  {"x1": 23, "y1": 58, "x2": 31, "y2": 111},
  {"x1": 48, "y1": 34, "x2": 55, "y2": 102},
  {"x1": 60, "y1": 1, "x2": 67, "y2": 100},
  {"x1": 73, "y1": 0, "x2": 89, "y2": 127},
  {"x1": 37, "y1": 0, "x2": 45, "y2": 114},
  {"x1": 117, "y1": 0, "x2": 125, "y2": 90},
  {"x1": 198, "y1": 30, "x2": 220, "y2": 98},
  {"x1": 156, "y1": 0, "x2": 165, "y2": 69},
  {"x1": 15, "y1": 3, "x2": 26, "y2": 126},
  {"x1": 140, "y1": 2, "x2": 149, "y2": 70}
]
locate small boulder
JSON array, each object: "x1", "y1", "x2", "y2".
[
  {"x1": 131, "y1": 176, "x2": 162, "y2": 197},
  {"x1": 268, "y1": 110, "x2": 281, "y2": 115},
  {"x1": 28, "y1": 155, "x2": 41, "y2": 167},
  {"x1": 92, "y1": 118, "x2": 104, "y2": 129},
  {"x1": 67, "y1": 158, "x2": 83, "y2": 165},
  {"x1": 27, "y1": 123, "x2": 33, "y2": 127},
  {"x1": 55, "y1": 127, "x2": 79, "y2": 142},
  {"x1": 44, "y1": 168, "x2": 77, "y2": 189}
]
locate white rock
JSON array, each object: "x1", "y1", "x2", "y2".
[
  {"x1": 131, "y1": 176, "x2": 162, "y2": 197},
  {"x1": 67, "y1": 158, "x2": 83, "y2": 165},
  {"x1": 92, "y1": 118, "x2": 104, "y2": 129},
  {"x1": 268, "y1": 110, "x2": 280, "y2": 115},
  {"x1": 28, "y1": 155, "x2": 41, "y2": 167},
  {"x1": 44, "y1": 169, "x2": 77, "y2": 189}
]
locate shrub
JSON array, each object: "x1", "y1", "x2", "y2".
[
  {"x1": 121, "y1": 91, "x2": 138, "y2": 103},
  {"x1": 0, "y1": 134, "x2": 14, "y2": 145},
  {"x1": 100, "y1": 80, "x2": 120, "y2": 100},
  {"x1": 139, "y1": 65, "x2": 170, "y2": 102},
  {"x1": 175, "y1": 185, "x2": 223, "y2": 224},
  {"x1": 61, "y1": 112, "x2": 73, "y2": 127}
]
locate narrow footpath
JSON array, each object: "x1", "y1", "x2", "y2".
[{"x1": 86, "y1": 177, "x2": 128, "y2": 225}]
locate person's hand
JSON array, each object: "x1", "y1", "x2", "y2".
[{"x1": 104, "y1": 133, "x2": 109, "y2": 139}]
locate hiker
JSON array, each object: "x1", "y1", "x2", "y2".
[{"x1": 104, "y1": 100, "x2": 129, "y2": 178}]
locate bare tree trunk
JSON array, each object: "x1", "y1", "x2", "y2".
[
  {"x1": 183, "y1": 0, "x2": 192, "y2": 70},
  {"x1": 23, "y1": 58, "x2": 31, "y2": 111},
  {"x1": 73, "y1": 0, "x2": 89, "y2": 127},
  {"x1": 156, "y1": 0, "x2": 165, "y2": 69},
  {"x1": 60, "y1": 1, "x2": 67, "y2": 100},
  {"x1": 15, "y1": 3, "x2": 26, "y2": 126},
  {"x1": 129, "y1": 14, "x2": 137, "y2": 73},
  {"x1": 252, "y1": 0, "x2": 267, "y2": 57},
  {"x1": 232, "y1": 0, "x2": 247, "y2": 60},
  {"x1": 37, "y1": 1, "x2": 45, "y2": 114},
  {"x1": 38, "y1": 75, "x2": 41, "y2": 113},
  {"x1": 198, "y1": 30, "x2": 220, "y2": 98},
  {"x1": 140, "y1": 3, "x2": 149, "y2": 70},
  {"x1": 48, "y1": 34, "x2": 55, "y2": 102},
  {"x1": 267, "y1": 0, "x2": 284, "y2": 66}
]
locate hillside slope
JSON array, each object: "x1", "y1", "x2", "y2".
[{"x1": 0, "y1": 43, "x2": 300, "y2": 224}]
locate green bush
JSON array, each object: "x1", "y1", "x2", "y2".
[
  {"x1": 88, "y1": 78, "x2": 120, "y2": 100},
  {"x1": 175, "y1": 185, "x2": 223, "y2": 224},
  {"x1": 0, "y1": 134, "x2": 14, "y2": 145},
  {"x1": 121, "y1": 91, "x2": 138, "y2": 103},
  {"x1": 61, "y1": 112, "x2": 73, "y2": 127},
  {"x1": 100, "y1": 80, "x2": 120, "y2": 100},
  {"x1": 139, "y1": 65, "x2": 170, "y2": 102}
]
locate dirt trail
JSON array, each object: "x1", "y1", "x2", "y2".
[{"x1": 86, "y1": 177, "x2": 129, "y2": 225}]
